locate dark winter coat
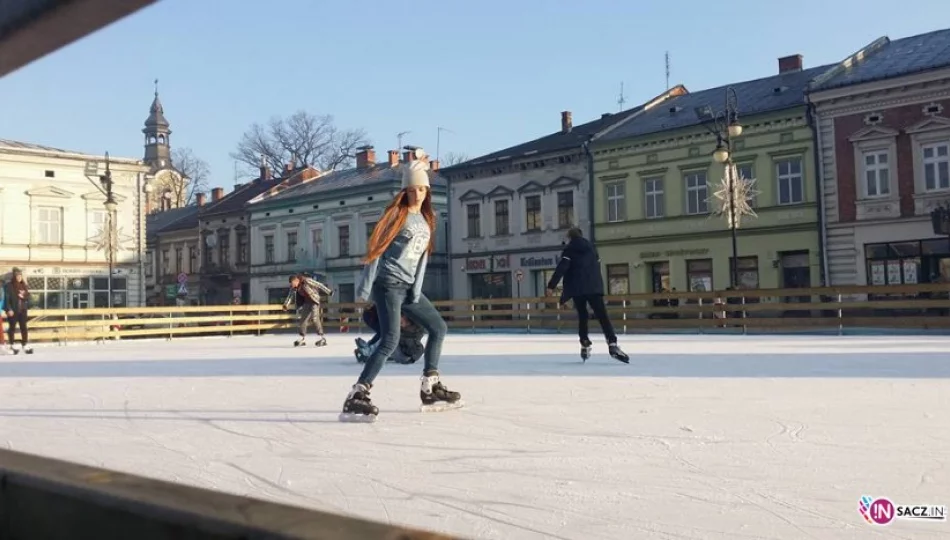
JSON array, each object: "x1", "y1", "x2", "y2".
[
  {"x1": 547, "y1": 236, "x2": 605, "y2": 305},
  {"x1": 4, "y1": 280, "x2": 29, "y2": 313}
]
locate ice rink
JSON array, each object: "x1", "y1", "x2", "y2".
[{"x1": 1, "y1": 332, "x2": 948, "y2": 540}]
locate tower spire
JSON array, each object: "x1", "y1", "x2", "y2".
[
  {"x1": 154, "y1": 78, "x2": 159, "y2": 97},
  {"x1": 143, "y1": 79, "x2": 172, "y2": 171}
]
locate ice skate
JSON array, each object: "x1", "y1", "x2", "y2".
[
  {"x1": 339, "y1": 383, "x2": 378, "y2": 423},
  {"x1": 11, "y1": 344, "x2": 20, "y2": 355},
  {"x1": 580, "y1": 340, "x2": 592, "y2": 362},
  {"x1": 608, "y1": 342, "x2": 629, "y2": 364},
  {"x1": 420, "y1": 373, "x2": 463, "y2": 413},
  {"x1": 314, "y1": 336, "x2": 327, "y2": 347},
  {"x1": 293, "y1": 337, "x2": 306, "y2": 347},
  {"x1": 23, "y1": 345, "x2": 33, "y2": 355}
]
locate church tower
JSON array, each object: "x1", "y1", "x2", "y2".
[{"x1": 143, "y1": 79, "x2": 172, "y2": 172}]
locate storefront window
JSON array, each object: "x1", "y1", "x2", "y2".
[
  {"x1": 470, "y1": 272, "x2": 512, "y2": 300},
  {"x1": 20, "y1": 274, "x2": 127, "y2": 309},
  {"x1": 649, "y1": 261, "x2": 670, "y2": 292},
  {"x1": 729, "y1": 256, "x2": 759, "y2": 289},
  {"x1": 606, "y1": 264, "x2": 629, "y2": 295},
  {"x1": 686, "y1": 259, "x2": 713, "y2": 292},
  {"x1": 864, "y1": 240, "x2": 942, "y2": 285}
]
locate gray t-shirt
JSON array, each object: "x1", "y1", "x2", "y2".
[{"x1": 376, "y1": 212, "x2": 431, "y2": 285}]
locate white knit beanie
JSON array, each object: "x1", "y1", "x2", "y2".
[{"x1": 402, "y1": 149, "x2": 431, "y2": 189}]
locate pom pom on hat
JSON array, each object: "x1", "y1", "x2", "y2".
[{"x1": 402, "y1": 148, "x2": 431, "y2": 189}]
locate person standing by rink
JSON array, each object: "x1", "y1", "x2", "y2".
[
  {"x1": 4, "y1": 268, "x2": 33, "y2": 355},
  {"x1": 546, "y1": 227, "x2": 629, "y2": 363},
  {"x1": 340, "y1": 150, "x2": 459, "y2": 422}
]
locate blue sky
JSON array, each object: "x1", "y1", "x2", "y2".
[{"x1": 1, "y1": 0, "x2": 948, "y2": 189}]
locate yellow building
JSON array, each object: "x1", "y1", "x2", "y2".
[{"x1": 591, "y1": 57, "x2": 834, "y2": 294}]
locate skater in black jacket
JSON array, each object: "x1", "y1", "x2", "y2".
[
  {"x1": 546, "y1": 228, "x2": 628, "y2": 363},
  {"x1": 4, "y1": 268, "x2": 32, "y2": 354}
]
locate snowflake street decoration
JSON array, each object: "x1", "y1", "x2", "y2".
[
  {"x1": 87, "y1": 215, "x2": 135, "y2": 256},
  {"x1": 707, "y1": 163, "x2": 760, "y2": 229}
]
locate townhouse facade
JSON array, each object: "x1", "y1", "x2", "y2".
[
  {"x1": 247, "y1": 146, "x2": 449, "y2": 304},
  {"x1": 144, "y1": 203, "x2": 201, "y2": 305},
  {"x1": 0, "y1": 139, "x2": 151, "y2": 308},
  {"x1": 591, "y1": 56, "x2": 833, "y2": 294},
  {"x1": 439, "y1": 89, "x2": 686, "y2": 300},
  {"x1": 197, "y1": 162, "x2": 318, "y2": 305},
  {"x1": 808, "y1": 28, "x2": 950, "y2": 287}
]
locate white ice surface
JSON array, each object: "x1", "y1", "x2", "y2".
[{"x1": 1, "y1": 333, "x2": 949, "y2": 540}]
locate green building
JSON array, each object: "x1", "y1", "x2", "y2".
[{"x1": 590, "y1": 57, "x2": 834, "y2": 294}]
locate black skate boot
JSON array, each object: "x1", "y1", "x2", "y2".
[
  {"x1": 293, "y1": 336, "x2": 305, "y2": 347},
  {"x1": 608, "y1": 342, "x2": 629, "y2": 364},
  {"x1": 314, "y1": 336, "x2": 327, "y2": 347},
  {"x1": 580, "y1": 339, "x2": 592, "y2": 362},
  {"x1": 420, "y1": 372, "x2": 463, "y2": 413},
  {"x1": 339, "y1": 383, "x2": 378, "y2": 423}
]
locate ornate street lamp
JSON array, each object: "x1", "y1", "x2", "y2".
[{"x1": 695, "y1": 87, "x2": 754, "y2": 289}]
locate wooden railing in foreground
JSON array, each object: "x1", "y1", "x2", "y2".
[
  {"x1": 0, "y1": 447, "x2": 463, "y2": 540},
  {"x1": 22, "y1": 283, "x2": 950, "y2": 342}
]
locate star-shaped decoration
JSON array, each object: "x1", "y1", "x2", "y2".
[
  {"x1": 87, "y1": 215, "x2": 135, "y2": 254},
  {"x1": 708, "y1": 163, "x2": 760, "y2": 229}
]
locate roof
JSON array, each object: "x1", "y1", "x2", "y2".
[
  {"x1": 256, "y1": 161, "x2": 447, "y2": 207},
  {"x1": 0, "y1": 137, "x2": 143, "y2": 165},
  {"x1": 600, "y1": 64, "x2": 834, "y2": 143},
  {"x1": 199, "y1": 166, "x2": 318, "y2": 217},
  {"x1": 812, "y1": 28, "x2": 950, "y2": 92},
  {"x1": 146, "y1": 206, "x2": 198, "y2": 241},
  {"x1": 0, "y1": 138, "x2": 70, "y2": 153}
]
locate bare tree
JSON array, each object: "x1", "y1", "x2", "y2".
[
  {"x1": 441, "y1": 152, "x2": 470, "y2": 166},
  {"x1": 150, "y1": 147, "x2": 211, "y2": 209},
  {"x1": 230, "y1": 110, "x2": 369, "y2": 176}
]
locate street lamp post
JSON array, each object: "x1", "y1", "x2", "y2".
[
  {"x1": 99, "y1": 152, "x2": 118, "y2": 309},
  {"x1": 696, "y1": 88, "x2": 745, "y2": 288}
]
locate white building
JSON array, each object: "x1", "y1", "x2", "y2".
[
  {"x1": 247, "y1": 146, "x2": 449, "y2": 304},
  {"x1": 0, "y1": 139, "x2": 151, "y2": 308},
  {"x1": 440, "y1": 95, "x2": 682, "y2": 300}
]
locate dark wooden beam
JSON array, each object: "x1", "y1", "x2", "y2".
[
  {"x1": 0, "y1": 0, "x2": 158, "y2": 78},
  {"x1": 0, "y1": 447, "x2": 465, "y2": 539}
]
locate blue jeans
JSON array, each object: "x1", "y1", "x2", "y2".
[{"x1": 357, "y1": 278, "x2": 447, "y2": 386}]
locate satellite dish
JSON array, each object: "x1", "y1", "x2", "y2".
[{"x1": 205, "y1": 235, "x2": 217, "y2": 247}]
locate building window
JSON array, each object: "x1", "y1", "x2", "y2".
[
  {"x1": 493, "y1": 199, "x2": 509, "y2": 235},
  {"x1": 145, "y1": 251, "x2": 153, "y2": 278},
  {"x1": 729, "y1": 256, "x2": 760, "y2": 289},
  {"x1": 264, "y1": 235, "x2": 274, "y2": 264},
  {"x1": 219, "y1": 231, "x2": 230, "y2": 265},
  {"x1": 236, "y1": 231, "x2": 248, "y2": 264},
  {"x1": 365, "y1": 221, "x2": 377, "y2": 247},
  {"x1": 686, "y1": 259, "x2": 713, "y2": 292},
  {"x1": 311, "y1": 229, "x2": 323, "y2": 259},
  {"x1": 863, "y1": 241, "x2": 940, "y2": 286},
  {"x1": 776, "y1": 158, "x2": 804, "y2": 205},
  {"x1": 922, "y1": 142, "x2": 950, "y2": 191},
  {"x1": 650, "y1": 261, "x2": 670, "y2": 292},
  {"x1": 736, "y1": 163, "x2": 757, "y2": 207},
  {"x1": 466, "y1": 203, "x2": 481, "y2": 238},
  {"x1": 89, "y1": 210, "x2": 107, "y2": 235},
  {"x1": 338, "y1": 224, "x2": 350, "y2": 256},
  {"x1": 557, "y1": 190, "x2": 574, "y2": 228},
  {"x1": 161, "y1": 249, "x2": 170, "y2": 274},
  {"x1": 862, "y1": 151, "x2": 891, "y2": 198},
  {"x1": 606, "y1": 182, "x2": 626, "y2": 222},
  {"x1": 685, "y1": 172, "x2": 708, "y2": 215},
  {"x1": 35, "y1": 206, "x2": 62, "y2": 244},
  {"x1": 644, "y1": 178, "x2": 664, "y2": 219},
  {"x1": 175, "y1": 247, "x2": 183, "y2": 273},
  {"x1": 189, "y1": 246, "x2": 197, "y2": 273},
  {"x1": 606, "y1": 264, "x2": 629, "y2": 295},
  {"x1": 524, "y1": 195, "x2": 542, "y2": 232},
  {"x1": 286, "y1": 231, "x2": 297, "y2": 262},
  {"x1": 203, "y1": 235, "x2": 213, "y2": 265}
]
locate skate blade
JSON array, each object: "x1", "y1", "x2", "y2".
[
  {"x1": 420, "y1": 400, "x2": 464, "y2": 413},
  {"x1": 611, "y1": 355, "x2": 630, "y2": 364},
  {"x1": 338, "y1": 412, "x2": 377, "y2": 423}
]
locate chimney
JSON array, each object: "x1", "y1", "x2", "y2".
[
  {"x1": 561, "y1": 111, "x2": 572, "y2": 133},
  {"x1": 356, "y1": 145, "x2": 376, "y2": 169},
  {"x1": 211, "y1": 187, "x2": 224, "y2": 202},
  {"x1": 778, "y1": 54, "x2": 803, "y2": 74},
  {"x1": 196, "y1": 192, "x2": 206, "y2": 207},
  {"x1": 429, "y1": 159, "x2": 440, "y2": 172},
  {"x1": 388, "y1": 150, "x2": 399, "y2": 167}
]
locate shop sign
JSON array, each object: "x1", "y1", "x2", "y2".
[
  {"x1": 519, "y1": 254, "x2": 561, "y2": 268},
  {"x1": 25, "y1": 266, "x2": 129, "y2": 276},
  {"x1": 465, "y1": 255, "x2": 510, "y2": 272},
  {"x1": 639, "y1": 248, "x2": 710, "y2": 259}
]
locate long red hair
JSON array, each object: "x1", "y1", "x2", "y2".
[{"x1": 364, "y1": 188, "x2": 436, "y2": 263}]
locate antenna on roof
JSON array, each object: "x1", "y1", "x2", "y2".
[
  {"x1": 397, "y1": 131, "x2": 411, "y2": 151},
  {"x1": 665, "y1": 51, "x2": 671, "y2": 90},
  {"x1": 436, "y1": 126, "x2": 455, "y2": 160},
  {"x1": 617, "y1": 82, "x2": 626, "y2": 111}
]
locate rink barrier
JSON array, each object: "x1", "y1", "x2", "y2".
[
  {"x1": 0, "y1": 447, "x2": 465, "y2": 540},
  {"x1": 20, "y1": 283, "x2": 950, "y2": 342}
]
